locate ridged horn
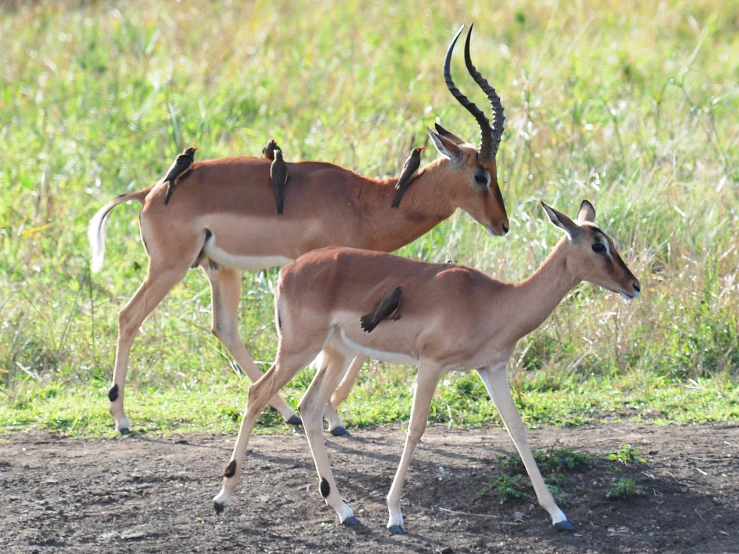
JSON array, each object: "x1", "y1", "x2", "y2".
[
  {"x1": 443, "y1": 25, "x2": 494, "y2": 160},
  {"x1": 464, "y1": 23, "x2": 505, "y2": 161}
]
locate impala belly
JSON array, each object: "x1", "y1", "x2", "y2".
[
  {"x1": 200, "y1": 213, "x2": 329, "y2": 270},
  {"x1": 337, "y1": 328, "x2": 420, "y2": 366}
]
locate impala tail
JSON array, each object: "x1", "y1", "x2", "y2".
[{"x1": 88, "y1": 187, "x2": 152, "y2": 272}]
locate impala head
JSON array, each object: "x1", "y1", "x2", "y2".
[
  {"x1": 542, "y1": 200, "x2": 641, "y2": 300},
  {"x1": 429, "y1": 24, "x2": 509, "y2": 237}
]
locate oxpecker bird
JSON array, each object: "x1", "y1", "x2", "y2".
[
  {"x1": 391, "y1": 146, "x2": 425, "y2": 209},
  {"x1": 162, "y1": 147, "x2": 198, "y2": 206},
  {"x1": 270, "y1": 148, "x2": 288, "y2": 215},
  {"x1": 262, "y1": 139, "x2": 280, "y2": 161},
  {"x1": 360, "y1": 285, "x2": 403, "y2": 333}
]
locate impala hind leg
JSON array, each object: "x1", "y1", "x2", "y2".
[
  {"x1": 213, "y1": 347, "x2": 319, "y2": 512},
  {"x1": 204, "y1": 265, "x2": 300, "y2": 424},
  {"x1": 477, "y1": 365, "x2": 575, "y2": 532},
  {"x1": 386, "y1": 361, "x2": 443, "y2": 533},
  {"x1": 299, "y1": 345, "x2": 358, "y2": 524},
  {"x1": 324, "y1": 355, "x2": 367, "y2": 437},
  {"x1": 109, "y1": 261, "x2": 190, "y2": 433}
]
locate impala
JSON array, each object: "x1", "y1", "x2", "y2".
[
  {"x1": 88, "y1": 25, "x2": 509, "y2": 434},
  {"x1": 212, "y1": 200, "x2": 641, "y2": 534}
]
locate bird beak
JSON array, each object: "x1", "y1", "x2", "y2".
[{"x1": 194, "y1": 147, "x2": 199, "y2": 151}]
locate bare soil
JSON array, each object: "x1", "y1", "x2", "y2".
[{"x1": 0, "y1": 423, "x2": 737, "y2": 553}]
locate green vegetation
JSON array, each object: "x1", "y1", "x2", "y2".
[
  {"x1": 607, "y1": 478, "x2": 640, "y2": 500},
  {"x1": 480, "y1": 441, "x2": 593, "y2": 503},
  {"x1": 607, "y1": 443, "x2": 646, "y2": 466},
  {"x1": 2, "y1": 1, "x2": 738, "y2": 436}
]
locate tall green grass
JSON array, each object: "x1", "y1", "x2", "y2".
[{"x1": 1, "y1": 0, "x2": 738, "y2": 435}]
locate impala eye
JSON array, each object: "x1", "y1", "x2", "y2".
[
  {"x1": 592, "y1": 243, "x2": 607, "y2": 254},
  {"x1": 473, "y1": 173, "x2": 487, "y2": 185}
]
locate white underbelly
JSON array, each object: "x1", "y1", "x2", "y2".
[
  {"x1": 338, "y1": 328, "x2": 420, "y2": 366},
  {"x1": 204, "y1": 235, "x2": 293, "y2": 271}
]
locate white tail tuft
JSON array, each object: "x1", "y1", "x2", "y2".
[{"x1": 88, "y1": 201, "x2": 115, "y2": 273}]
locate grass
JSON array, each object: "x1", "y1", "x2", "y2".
[
  {"x1": 1, "y1": 0, "x2": 739, "y2": 436},
  {"x1": 480, "y1": 441, "x2": 645, "y2": 504}
]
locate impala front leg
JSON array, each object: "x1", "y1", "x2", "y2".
[{"x1": 477, "y1": 365, "x2": 575, "y2": 532}]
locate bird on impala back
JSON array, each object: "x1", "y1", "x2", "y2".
[
  {"x1": 270, "y1": 148, "x2": 289, "y2": 215},
  {"x1": 262, "y1": 139, "x2": 280, "y2": 161},
  {"x1": 391, "y1": 146, "x2": 425, "y2": 209},
  {"x1": 162, "y1": 147, "x2": 198, "y2": 206},
  {"x1": 360, "y1": 285, "x2": 403, "y2": 333}
]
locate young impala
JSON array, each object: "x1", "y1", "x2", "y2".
[
  {"x1": 88, "y1": 25, "x2": 509, "y2": 434},
  {"x1": 213, "y1": 200, "x2": 641, "y2": 534}
]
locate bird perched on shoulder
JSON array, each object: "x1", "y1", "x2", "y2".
[
  {"x1": 360, "y1": 285, "x2": 403, "y2": 333},
  {"x1": 391, "y1": 146, "x2": 425, "y2": 209},
  {"x1": 163, "y1": 147, "x2": 198, "y2": 206},
  {"x1": 270, "y1": 148, "x2": 289, "y2": 215},
  {"x1": 262, "y1": 139, "x2": 280, "y2": 161}
]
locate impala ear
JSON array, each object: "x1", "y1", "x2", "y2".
[
  {"x1": 434, "y1": 123, "x2": 466, "y2": 145},
  {"x1": 427, "y1": 128, "x2": 462, "y2": 165},
  {"x1": 576, "y1": 200, "x2": 596, "y2": 223},
  {"x1": 541, "y1": 201, "x2": 579, "y2": 238}
]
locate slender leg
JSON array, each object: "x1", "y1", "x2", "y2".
[
  {"x1": 324, "y1": 355, "x2": 367, "y2": 436},
  {"x1": 299, "y1": 345, "x2": 358, "y2": 524},
  {"x1": 386, "y1": 361, "x2": 444, "y2": 533},
  {"x1": 109, "y1": 261, "x2": 190, "y2": 433},
  {"x1": 213, "y1": 347, "x2": 318, "y2": 512},
  {"x1": 477, "y1": 365, "x2": 574, "y2": 531},
  {"x1": 204, "y1": 265, "x2": 299, "y2": 423}
]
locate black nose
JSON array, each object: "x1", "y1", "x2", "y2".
[
  {"x1": 502, "y1": 223, "x2": 509, "y2": 235},
  {"x1": 633, "y1": 283, "x2": 641, "y2": 293}
]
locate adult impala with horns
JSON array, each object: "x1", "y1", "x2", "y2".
[{"x1": 88, "y1": 25, "x2": 507, "y2": 434}]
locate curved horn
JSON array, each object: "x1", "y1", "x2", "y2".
[
  {"x1": 444, "y1": 25, "x2": 494, "y2": 158},
  {"x1": 464, "y1": 24, "x2": 505, "y2": 161}
]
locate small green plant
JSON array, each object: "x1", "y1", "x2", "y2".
[
  {"x1": 499, "y1": 441, "x2": 594, "y2": 474},
  {"x1": 607, "y1": 444, "x2": 645, "y2": 465},
  {"x1": 480, "y1": 474, "x2": 532, "y2": 504},
  {"x1": 607, "y1": 478, "x2": 640, "y2": 500}
]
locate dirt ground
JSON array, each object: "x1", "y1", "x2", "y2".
[{"x1": 0, "y1": 423, "x2": 737, "y2": 554}]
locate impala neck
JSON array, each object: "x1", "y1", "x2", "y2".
[
  {"x1": 502, "y1": 238, "x2": 580, "y2": 343},
  {"x1": 361, "y1": 157, "x2": 456, "y2": 252}
]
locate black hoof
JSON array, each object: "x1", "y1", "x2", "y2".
[
  {"x1": 213, "y1": 502, "x2": 225, "y2": 514},
  {"x1": 119, "y1": 428, "x2": 130, "y2": 435},
  {"x1": 286, "y1": 414, "x2": 303, "y2": 426},
  {"x1": 330, "y1": 426, "x2": 351, "y2": 437},
  {"x1": 555, "y1": 520, "x2": 576, "y2": 532},
  {"x1": 388, "y1": 525, "x2": 406, "y2": 535},
  {"x1": 342, "y1": 516, "x2": 361, "y2": 526}
]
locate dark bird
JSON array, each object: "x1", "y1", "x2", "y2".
[
  {"x1": 262, "y1": 139, "x2": 280, "y2": 161},
  {"x1": 391, "y1": 146, "x2": 426, "y2": 209},
  {"x1": 360, "y1": 285, "x2": 403, "y2": 333},
  {"x1": 163, "y1": 147, "x2": 198, "y2": 206},
  {"x1": 270, "y1": 148, "x2": 289, "y2": 215}
]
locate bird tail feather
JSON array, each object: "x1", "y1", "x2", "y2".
[
  {"x1": 360, "y1": 313, "x2": 377, "y2": 333},
  {"x1": 391, "y1": 189, "x2": 403, "y2": 209}
]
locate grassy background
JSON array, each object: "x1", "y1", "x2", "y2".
[{"x1": 1, "y1": 0, "x2": 738, "y2": 436}]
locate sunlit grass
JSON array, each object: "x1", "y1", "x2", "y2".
[{"x1": 1, "y1": 0, "x2": 738, "y2": 435}]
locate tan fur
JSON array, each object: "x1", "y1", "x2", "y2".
[
  {"x1": 91, "y1": 141, "x2": 509, "y2": 432},
  {"x1": 213, "y1": 201, "x2": 641, "y2": 532}
]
